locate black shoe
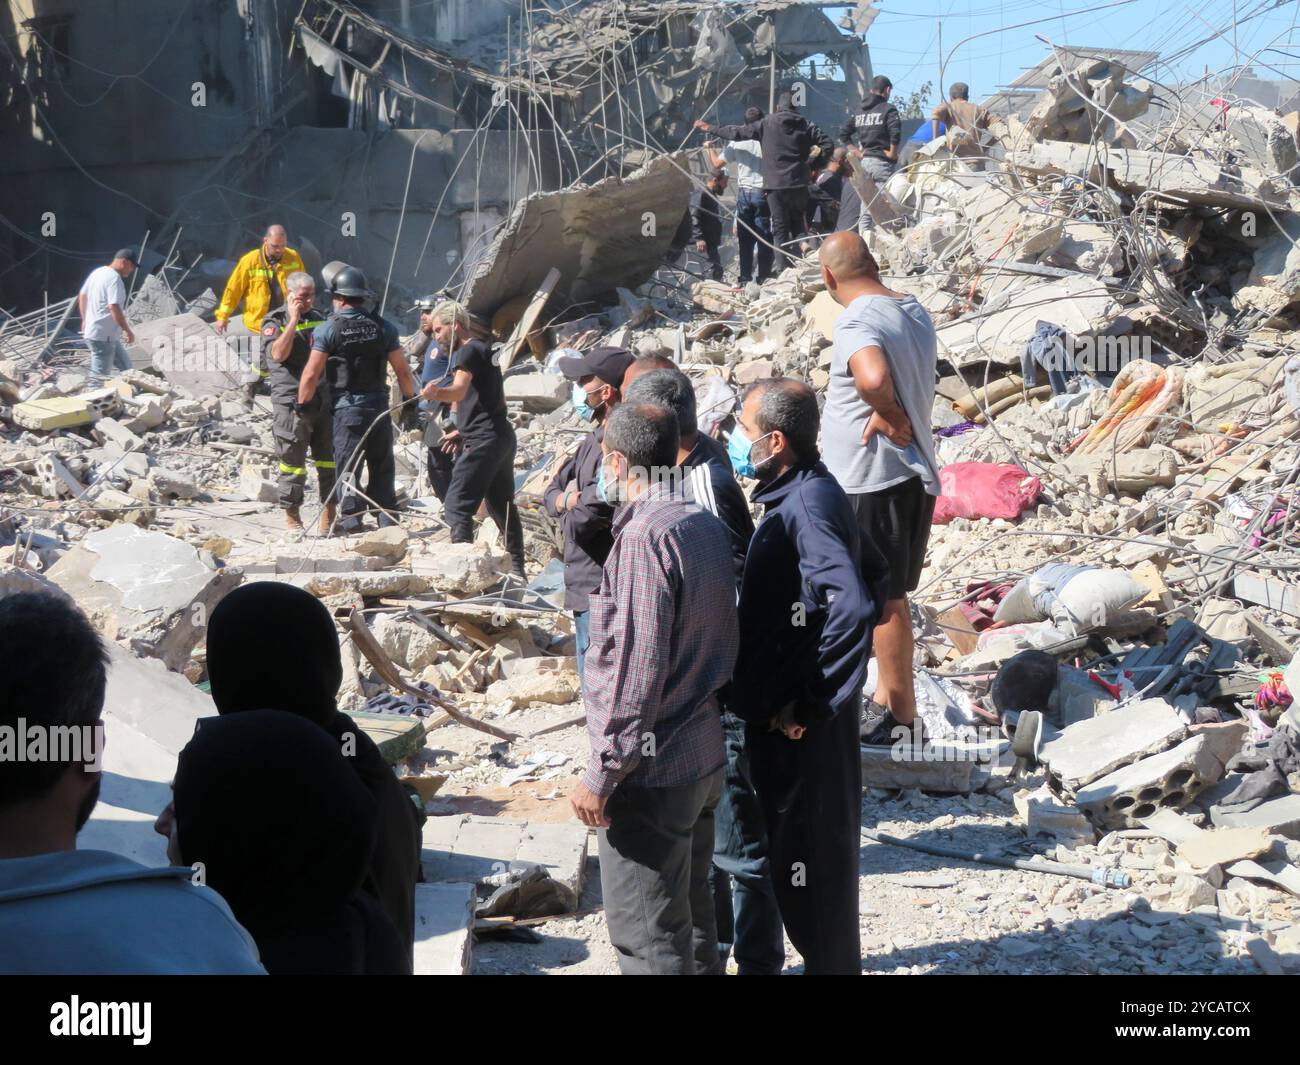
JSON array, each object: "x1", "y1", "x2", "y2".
[{"x1": 860, "y1": 700, "x2": 929, "y2": 747}]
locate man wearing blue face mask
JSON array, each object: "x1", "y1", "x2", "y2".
[
  {"x1": 728, "y1": 377, "x2": 876, "y2": 975},
  {"x1": 543, "y1": 347, "x2": 634, "y2": 686}
]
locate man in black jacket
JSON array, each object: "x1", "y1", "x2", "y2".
[
  {"x1": 692, "y1": 169, "x2": 728, "y2": 281},
  {"x1": 728, "y1": 377, "x2": 877, "y2": 975},
  {"x1": 543, "y1": 347, "x2": 634, "y2": 687},
  {"x1": 695, "y1": 92, "x2": 832, "y2": 271},
  {"x1": 841, "y1": 75, "x2": 902, "y2": 190}
]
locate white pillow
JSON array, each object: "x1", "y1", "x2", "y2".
[{"x1": 1050, "y1": 569, "x2": 1148, "y2": 632}]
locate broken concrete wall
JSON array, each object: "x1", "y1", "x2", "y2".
[{"x1": 462, "y1": 153, "x2": 693, "y2": 316}]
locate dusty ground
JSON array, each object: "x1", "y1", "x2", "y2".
[{"x1": 412, "y1": 703, "x2": 1299, "y2": 975}]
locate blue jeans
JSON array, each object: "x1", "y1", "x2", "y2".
[
  {"x1": 711, "y1": 711, "x2": 785, "y2": 974},
  {"x1": 574, "y1": 609, "x2": 590, "y2": 692},
  {"x1": 87, "y1": 338, "x2": 132, "y2": 380},
  {"x1": 735, "y1": 187, "x2": 774, "y2": 282}
]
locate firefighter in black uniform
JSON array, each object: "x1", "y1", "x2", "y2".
[
  {"x1": 261, "y1": 271, "x2": 336, "y2": 534},
  {"x1": 419, "y1": 299, "x2": 527, "y2": 580},
  {"x1": 298, "y1": 265, "x2": 420, "y2": 535}
]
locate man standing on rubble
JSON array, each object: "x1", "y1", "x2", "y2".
[
  {"x1": 841, "y1": 75, "x2": 902, "y2": 188},
  {"x1": 298, "y1": 265, "x2": 420, "y2": 535},
  {"x1": 405, "y1": 296, "x2": 456, "y2": 503},
  {"x1": 261, "y1": 271, "x2": 336, "y2": 534},
  {"x1": 695, "y1": 92, "x2": 832, "y2": 272},
  {"x1": 729, "y1": 378, "x2": 873, "y2": 974},
  {"x1": 930, "y1": 83, "x2": 991, "y2": 164},
  {"x1": 544, "y1": 347, "x2": 634, "y2": 685},
  {"x1": 420, "y1": 300, "x2": 527, "y2": 581},
  {"x1": 214, "y1": 225, "x2": 305, "y2": 404},
  {"x1": 707, "y1": 110, "x2": 774, "y2": 284},
  {"x1": 570, "y1": 402, "x2": 738, "y2": 975},
  {"x1": 692, "y1": 168, "x2": 729, "y2": 282},
  {"x1": 78, "y1": 248, "x2": 138, "y2": 384},
  {"x1": 817, "y1": 232, "x2": 941, "y2": 747}
]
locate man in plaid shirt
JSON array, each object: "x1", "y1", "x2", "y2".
[{"x1": 570, "y1": 403, "x2": 739, "y2": 975}]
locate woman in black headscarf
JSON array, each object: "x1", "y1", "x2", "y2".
[
  {"x1": 173, "y1": 709, "x2": 409, "y2": 974},
  {"x1": 204, "y1": 582, "x2": 423, "y2": 964}
]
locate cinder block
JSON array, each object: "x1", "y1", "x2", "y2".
[
  {"x1": 1040, "y1": 697, "x2": 1185, "y2": 792},
  {"x1": 1075, "y1": 733, "x2": 1226, "y2": 828}
]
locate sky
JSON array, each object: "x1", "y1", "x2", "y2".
[{"x1": 825, "y1": 0, "x2": 1300, "y2": 105}]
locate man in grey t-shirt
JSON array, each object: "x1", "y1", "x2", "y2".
[{"x1": 817, "y1": 232, "x2": 940, "y2": 746}]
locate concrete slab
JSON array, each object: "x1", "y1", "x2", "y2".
[
  {"x1": 1040, "y1": 697, "x2": 1185, "y2": 792},
  {"x1": 860, "y1": 745, "x2": 977, "y2": 792},
  {"x1": 463, "y1": 153, "x2": 692, "y2": 316},
  {"x1": 413, "y1": 882, "x2": 475, "y2": 975},
  {"x1": 1211, "y1": 793, "x2": 1300, "y2": 840},
  {"x1": 46, "y1": 526, "x2": 243, "y2": 671},
  {"x1": 421, "y1": 814, "x2": 588, "y2": 896},
  {"x1": 128, "y1": 313, "x2": 245, "y2": 399}
]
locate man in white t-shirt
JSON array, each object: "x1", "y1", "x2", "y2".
[
  {"x1": 707, "y1": 107, "x2": 774, "y2": 284},
  {"x1": 78, "y1": 249, "x2": 138, "y2": 383}
]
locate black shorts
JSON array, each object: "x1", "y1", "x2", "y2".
[{"x1": 848, "y1": 477, "x2": 936, "y2": 601}]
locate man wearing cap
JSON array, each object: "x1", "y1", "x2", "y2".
[
  {"x1": 298, "y1": 264, "x2": 419, "y2": 534},
  {"x1": 420, "y1": 300, "x2": 527, "y2": 580},
  {"x1": 78, "y1": 249, "x2": 138, "y2": 384},
  {"x1": 213, "y1": 225, "x2": 305, "y2": 403},
  {"x1": 406, "y1": 297, "x2": 457, "y2": 504},
  {"x1": 260, "y1": 271, "x2": 336, "y2": 534},
  {"x1": 543, "y1": 347, "x2": 634, "y2": 686}
]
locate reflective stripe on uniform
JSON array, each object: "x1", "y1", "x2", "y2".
[
  {"x1": 278, "y1": 461, "x2": 306, "y2": 476},
  {"x1": 313, "y1": 460, "x2": 336, "y2": 469}
]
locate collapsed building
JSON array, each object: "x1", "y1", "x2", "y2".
[{"x1": 4, "y1": 8, "x2": 1300, "y2": 973}]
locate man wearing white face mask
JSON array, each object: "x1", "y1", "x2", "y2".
[
  {"x1": 728, "y1": 377, "x2": 876, "y2": 975},
  {"x1": 570, "y1": 403, "x2": 738, "y2": 974},
  {"x1": 544, "y1": 347, "x2": 635, "y2": 686}
]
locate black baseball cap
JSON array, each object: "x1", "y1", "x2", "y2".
[
  {"x1": 113, "y1": 247, "x2": 139, "y2": 264},
  {"x1": 557, "y1": 346, "x2": 634, "y2": 387}
]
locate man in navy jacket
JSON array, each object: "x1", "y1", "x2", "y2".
[{"x1": 728, "y1": 378, "x2": 877, "y2": 975}]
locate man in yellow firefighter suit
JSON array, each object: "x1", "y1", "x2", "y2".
[{"x1": 214, "y1": 224, "x2": 305, "y2": 403}]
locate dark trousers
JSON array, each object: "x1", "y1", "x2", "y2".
[
  {"x1": 747, "y1": 693, "x2": 863, "y2": 975},
  {"x1": 735, "y1": 187, "x2": 774, "y2": 283},
  {"x1": 598, "y1": 768, "x2": 725, "y2": 975},
  {"x1": 332, "y1": 392, "x2": 397, "y2": 524},
  {"x1": 272, "y1": 401, "x2": 335, "y2": 509},
  {"x1": 703, "y1": 243, "x2": 723, "y2": 282},
  {"x1": 711, "y1": 712, "x2": 785, "y2": 975},
  {"x1": 766, "y1": 187, "x2": 810, "y2": 271},
  {"x1": 426, "y1": 445, "x2": 454, "y2": 503},
  {"x1": 443, "y1": 429, "x2": 526, "y2": 575}
]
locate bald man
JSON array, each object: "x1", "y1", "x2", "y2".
[
  {"x1": 215, "y1": 225, "x2": 306, "y2": 402},
  {"x1": 817, "y1": 232, "x2": 941, "y2": 748}
]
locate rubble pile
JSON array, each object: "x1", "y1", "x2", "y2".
[{"x1": 5, "y1": 47, "x2": 1300, "y2": 972}]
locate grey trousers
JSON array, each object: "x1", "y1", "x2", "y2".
[{"x1": 598, "y1": 767, "x2": 725, "y2": 975}]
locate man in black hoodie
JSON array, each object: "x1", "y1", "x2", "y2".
[
  {"x1": 695, "y1": 92, "x2": 832, "y2": 271},
  {"x1": 841, "y1": 74, "x2": 902, "y2": 187},
  {"x1": 727, "y1": 378, "x2": 877, "y2": 975}
]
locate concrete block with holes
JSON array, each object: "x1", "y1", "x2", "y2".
[{"x1": 1075, "y1": 733, "x2": 1229, "y2": 829}]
